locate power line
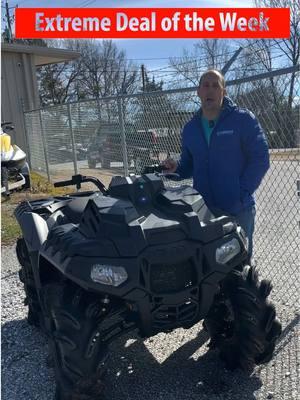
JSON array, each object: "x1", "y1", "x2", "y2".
[
  {"x1": 148, "y1": 40, "x2": 286, "y2": 74},
  {"x1": 42, "y1": 52, "x2": 285, "y2": 82},
  {"x1": 81, "y1": 0, "x2": 96, "y2": 7},
  {"x1": 146, "y1": 52, "x2": 286, "y2": 81},
  {"x1": 145, "y1": 58, "x2": 289, "y2": 87},
  {"x1": 37, "y1": 39, "x2": 286, "y2": 69},
  {"x1": 37, "y1": 50, "x2": 286, "y2": 79}
]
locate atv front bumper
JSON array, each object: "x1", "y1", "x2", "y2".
[{"x1": 42, "y1": 232, "x2": 247, "y2": 336}]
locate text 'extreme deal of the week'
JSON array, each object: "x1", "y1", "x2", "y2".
[{"x1": 15, "y1": 8, "x2": 290, "y2": 39}]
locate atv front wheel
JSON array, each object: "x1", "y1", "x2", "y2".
[
  {"x1": 43, "y1": 283, "x2": 108, "y2": 400},
  {"x1": 16, "y1": 238, "x2": 42, "y2": 327},
  {"x1": 204, "y1": 265, "x2": 281, "y2": 372}
]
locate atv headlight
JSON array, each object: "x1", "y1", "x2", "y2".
[
  {"x1": 90, "y1": 264, "x2": 128, "y2": 286},
  {"x1": 237, "y1": 226, "x2": 249, "y2": 251},
  {"x1": 216, "y1": 238, "x2": 241, "y2": 264}
]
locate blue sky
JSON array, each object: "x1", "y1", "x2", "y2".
[{"x1": 6, "y1": 0, "x2": 254, "y2": 69}]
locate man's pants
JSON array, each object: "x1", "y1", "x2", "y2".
[{"x1": 234, "y1": 205, "x2": 256, "y2": 261}]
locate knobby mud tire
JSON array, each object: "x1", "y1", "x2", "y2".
[
  {"x1": 87, "y1": 159, "x2": 96, "y2": 169},
  {"x1": 43, "y1": 283, "x2": 108, "y2": 400},
  {"x1": 16, "y1": 238, "x2": 41, "y2": 327},
  {"x1": 204, "y1": 265, "x2": 282, "y2": 372},
  {"x1": 100, "y1": 156, "x2": 110, "y2": 169}
]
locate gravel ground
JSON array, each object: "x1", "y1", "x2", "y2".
[
  {"x1": 1, "y1": 245, "x2": 299, "y2": 400},
  {"x1": 2, "y1": 159, "x2": 299, "y2": 400}
]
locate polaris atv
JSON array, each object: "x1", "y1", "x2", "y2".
[{"x1": 15, "y1": 167, "x2": 281, "y2": 400}]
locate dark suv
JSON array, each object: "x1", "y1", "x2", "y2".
[{"x1": 87, "y1": 123, "x2": 159, "y2": 171}]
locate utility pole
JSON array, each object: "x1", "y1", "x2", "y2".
[
  {"x1": 141, "y1": 64, "x2": 145, "y2": 92},
  {"x1": 5, "y1": 1, "x2": 13, "y2": 42},
  {"x1": 221, "y1": 47, "x2": 243, "y2": 76}
]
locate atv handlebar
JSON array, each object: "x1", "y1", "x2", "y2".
[
  {"x1": 54, "y1": 179, "x2": 74, "y2": 187},
  {"x1": 54, "y1": 174, "x2": 107, "y2": 194},
  {"x1": 1, "y1": 122, "x2": 14, "y2": 132},
  {"x1": 142, "y1": 164, "x2": 166, "y2": 174},
  {"x1": 142, "y1": 164, "x2": 180, "y2": 180},
  {"x1": 54, "y1": 166, "x2": 180, "y2": 194}
]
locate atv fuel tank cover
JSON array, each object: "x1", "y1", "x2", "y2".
[
  {"x1": 158, "y1": 186, "x2": 205, "y2": 214},
  {"x1": 79, "y1": 196, "x2": 140, "y2": 238},
  {"x1": 108, "y1": 174, "x2": 164, "y2": 206},
  {"x1": 90, "y1": 196, "x2": 139, "y2": 220},
  {"x1": 89, "y1": 196, "x2": 123, "y2": 209}
]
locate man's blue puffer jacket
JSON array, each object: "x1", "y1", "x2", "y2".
[{"x1": 176, "y1": 96, "x2": 270, "y2": 215}]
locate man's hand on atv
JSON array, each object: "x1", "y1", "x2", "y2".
[{"x1": 162, "y1": 158, "x2": 177, "y2": 173}]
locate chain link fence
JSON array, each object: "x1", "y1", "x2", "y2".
[{"x1": 24, "y1": 66, "x2": 299, "y2": 310}]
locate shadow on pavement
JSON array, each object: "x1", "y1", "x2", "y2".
[
  {"x1": 105, "y1": 328, "x2": 262, "y2": 400},
  {"x1": 3, "y1": 314, "x2": 298, "y2": 400}
]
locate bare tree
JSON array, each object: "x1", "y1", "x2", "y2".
[
  {"x1": 194, "y1": 39, "x2": 232, "y2": 70},
  {"x1": 38, "y1": 61, "x2": 82, "y2": 106},
  {"x1": 64, "y1": 39, "x2": 138, "y2": 98},
  {"x1": 169, "y1": 39, "x2": 233, "y2": 87},
  {"x1": 37, "y1": 39, "x2": 139, "y2": 106},
  {"x1": 241, "y1": 0, "x2": 300, "y2": 147},
  {"x1": 252, "y1": 0, "x2": 299, "y2": 108}
]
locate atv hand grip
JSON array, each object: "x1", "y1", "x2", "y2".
[
  {"x1": 54, "y1": 180, "x2": 74, "y2": 187},
  {"x1": 162, "y1": 172, "x2": 181, "y2": 181},
  {"x1": 142, "y1": 164, "x2": 168, "y2": 174},
  {"x1": 54, "y1": 175, "x2": 107, "y2": 194}
]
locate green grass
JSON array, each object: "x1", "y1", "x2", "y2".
[
  {"x1": 1, "y1": 208, "x2": 22, "y2": 245},
  {"x1": 1, "y1": 172, "x2": 71, "y2": 245},
  {"x1": 30, "y1": 171, "x2": 71, "y2": 195}
]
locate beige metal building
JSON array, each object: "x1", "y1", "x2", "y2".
[{"x1": 1, "y1": 42, "x2": 80, "y2": 152}]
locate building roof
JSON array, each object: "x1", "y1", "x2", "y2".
[{"x1": 1, "y1": 42, "x2": 80, "y2": 66}]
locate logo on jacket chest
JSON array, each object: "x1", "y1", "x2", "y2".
[{"x1": 216, "y1": 130, "x2": 234, "y2": 136}]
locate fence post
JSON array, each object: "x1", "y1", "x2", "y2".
[
  {"x1": 67, "y1": 103, "x2": 79, "y2": 175},
  {"x1": 21, "y1": 99, "x2": 32, "y2": 168},
  {"x1": 38, "y1": 109, "x2": 51, "y2": 182},
  {"x1": 118, "y1": 96, "x2": 129, "y2": 176}
]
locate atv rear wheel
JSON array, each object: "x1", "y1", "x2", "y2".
[
  {"x1": 134, "y1": 156, "x2": 143, "y2": 174},
  {"x1": 23, "y1": 173, "x2": 31, "y2": 190},
  {"x1": 204, "y1": 265, "x2": 281, "y2": 372},
  {"x1": 43, "y1": 283, "x2": 108, "y2": 400},
  {"x1": 87, "y1": 158, "x2": 96, "y2": 169},
  {"x1": 1, "y1": 166, "x2": 9, "y2": 196},
  {"x1": 100, "y1": 155, "x2": 110, "y2": 169},
  {"x1": 16, "y1": 238, "x2": 41, "y2": 327}
]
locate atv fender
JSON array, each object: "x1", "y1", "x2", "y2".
[{"x1": 16, "y1": 212, "x2": 49, "y2": 252}]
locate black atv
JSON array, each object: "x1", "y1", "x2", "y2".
[{"x1": 15, "y1": 166, "x2": 281, "y2": 400}]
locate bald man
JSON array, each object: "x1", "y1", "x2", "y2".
[{"x1": 163, "y1": 69, "x2": 270, "y2": 261}]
